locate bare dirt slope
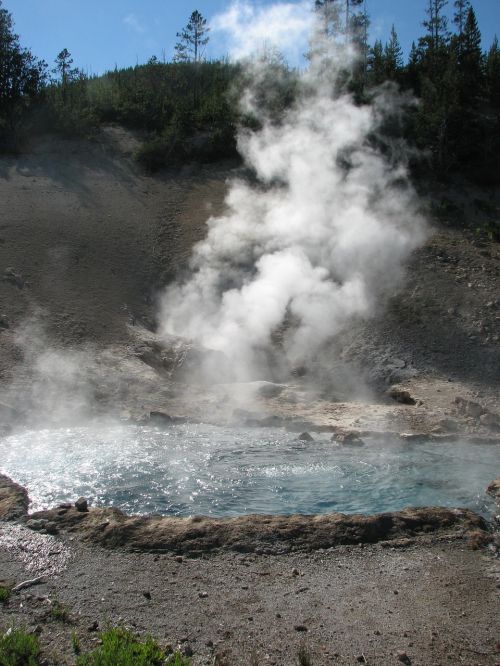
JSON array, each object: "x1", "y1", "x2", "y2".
[
  {"x1": 0, "y1": 126, "x2": 498, "y2": 419},
  {"x1": 0, "y1": 127, "x2": 231, "y2": 358}
]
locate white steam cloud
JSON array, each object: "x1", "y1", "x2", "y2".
[
  {"x1": 159, "y1": 2, "x2": 427, "y2": 382},
  {"x1": 211, "y1": 0, "x2": 312, "y2": 63}
]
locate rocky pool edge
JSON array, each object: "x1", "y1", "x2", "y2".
[{"x1": 1, "y1": 473, "x2": 499, "y2": 556}]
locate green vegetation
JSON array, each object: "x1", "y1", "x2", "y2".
[
  {"x1": 0, "y1": 0, "x2": 46, "y2": 151},
  {"x1": 175, "y1": 10, "x2": 210, "y2": 63},
  {"x1": 71, "y1": 631, "x2": 82, "y2": 656},
  {"x1": 75, "y1": 627, "x2": 175, "y2": 666},
  {"x1": 0, "y1": 0, "x2": 499, "y2": 187},
  {"x1": 165, "y1": 652, "x2": 192, "y2": 666},
  {"x1": 0, "y1": 628, "x2": 41, "y2": 666},
  {"x1": 49, "y1": 600, "x2": 71, "y2": 623},
  {"x1": 0, "y1": 585, "x2": 11, "y2": 603},
  {"x1": 297, "y1": 644, "x2": 313, "y2": 666}
]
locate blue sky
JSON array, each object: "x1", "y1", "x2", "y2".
[{"x1": 4, "y1": 0, "x2": 500, "y2": 75}]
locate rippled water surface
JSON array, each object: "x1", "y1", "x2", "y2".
[{"x1": 0, "y1": 424, "x2": 497, "y2": 516}]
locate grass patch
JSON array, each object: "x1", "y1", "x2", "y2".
[
  {"x1": 72, "y1": 631, "x2": 82, "y2": 655},
  {"x1": 0, "y1": 586, "x2": 11, "y2": 603},
  {"x1": 0, "y1": 628, "x2": 41, "y2": 666},
  {"x1": 297, "y1": 644, "x2": 313, "y2": 666},
  {"x1": 50, "y1": 600, "x2": 71, "y2": 623},
  {"x1": 76, "y1": 627, "x2": 176, "y2": 666},
  {"x1": 165, "y1": 652, "x2": 192, "y2": 666}
]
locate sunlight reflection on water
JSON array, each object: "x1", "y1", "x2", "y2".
[{"x1": 0, "y1": 424, "x2": 497, "y2": 517}]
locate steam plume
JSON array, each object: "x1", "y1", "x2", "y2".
[{"x1": 159, "y1": 2, "x2": 426, "y2": 382}]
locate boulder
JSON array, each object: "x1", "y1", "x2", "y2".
[
  {"x1": 388, "y1": 388, "x2": 416, "y2": 405},
  {"x1": 75, "y1": 497, "x2": 89, "y2": 513},
  {"x1": 0, "y1": 475, "x2": 29, "y2": 520},
  {"x1": 297, "y1": 432, "x2": 314, "y2": 442},
  {"x1": 435, "y1": 418, "x2": 459, "y2": 433},
  {"x1": 486, "y1": 478, "x2": 500, "y2": 502},
  {"x1": 149, "y1": 411, "x2": 173, "y2": 426},
  {"x1": 332, "y1": 431, "x2": 365, "y2": 447},
  {"x1": 149, "y1": 412, "x2": 187, "y2": 426},
  {"x1": 255, "y1": 382, "x2": 286, "y2": 399},
  {"x1": 25, "y1": 518, "x2": 48, "y2": 531},
  {"x1": 136, "y1": 338, "x2": 234, "y2": 384},
  {"x1": 2, "y1": 267, "x2": 24, "y2": 289},
  {"x1": 399, "y1": 433, "x2": 428, "y2": 443},
  {"x1": 479, "y1": 412, "x2": 499, "y2": 428},
  {"x1": 454, "y1": 397, "x2": 485, "y2": 418}
]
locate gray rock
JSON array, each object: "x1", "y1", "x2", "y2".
[
  {"x1": 297, "y1": 432, "x2": 314, "y2": 442},
  {"x1": 435, "y1": 417, "x2": 459, "y2": 432},
  {"x1": 294, "y1": 625, "x2": 308, "y2": 632},
  {"x1": 388, "y1": 388, "x2": 416, "y2": 405},
  {"x1": 75, "y1": 497, "x2": 89, "y2": 513},
  {"x1": 454, "y1": 396, "x2": 485, "y2": 418},
  {"x1": 43, "y1": 522, "x2": 59, "y2": 535},
  {"x1": 25, "y1": 519, "x2": 48, "y2": 531},
  {"x1": 332, "y1": 431, "x2": 365, "y2": 447},
  {"x1": 479, "y1": 412, "x2": 499, "y2": 427},
  {"x1": 2, "y1": 267, "x2": 24, "y2": 289},
  {"x1": 487, "y1": 478, "x2": 500, "y2": 500},
  {"x1": 149, "y1": 411, "x2": 173, "y2": 426},
  {"x1": 256, "y1": 382, "x2": 286, "y2": 399}
]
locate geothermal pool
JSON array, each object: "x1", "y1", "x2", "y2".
[{"x1": 0, "y1": 424, "x2": 497, "y2": 517}]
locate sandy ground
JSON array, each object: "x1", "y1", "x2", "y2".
[
  {"x1": 0, "y1": 128, "x2": 499, "y2": 664},
  {"x1": 1, "y1": 522, "x2": 499, "y2": 666}
]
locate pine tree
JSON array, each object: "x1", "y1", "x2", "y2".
[
  {"x1": 174, "y1": 10, "x2": 210, "y2": 63},
  {"x1": 486, "y1": 36, "x2": 500, "y2": 108},
  {"x1": 368, "y1": 39, "x2": 385, "y2": 85},
  {"x1": 314, "y1": 0, "x2": 342, "y2": 40},
  {"x1": 53, "y1": 48, "x2": 80, "y2": 105},
  {"x1": 421, "y1": 0, "x2": 450, "y2": 73},
  {"x1": 0, "y1": 0, "x2": 46, "y2": 143},
  {"x1": 459, "y1": 6, "x2": 484, "y2": 105},
  {"x1": 54, "y1": 49, "x2": 74, "y2": 85},
  {"x1": 406, "y1": 42, "x2": 421, "y2": 92},
  {"x1": 345, "y1": 0, "x2": 365, "y2": 44},
  {"x1": 314, "y1": 0, "x2": 365, "y2": 44},
  {"x1": 453, "y1": 0, "x2": 471, "y2": 41},
  {"x1": 384, "y1": 25, "x2": 403, "y2": 80}
]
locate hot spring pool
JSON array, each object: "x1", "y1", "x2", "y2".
[{"x1": 0, "y1": 424, "x2": 497, "y2": 517}]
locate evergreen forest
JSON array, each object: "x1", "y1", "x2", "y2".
[{"x1": 0, "y1": 0, "x2": 499, "y2": 187}]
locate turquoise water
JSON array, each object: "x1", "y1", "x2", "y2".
[{"x1": 0, "y1": 424, "x2": 497, "y2": 517}]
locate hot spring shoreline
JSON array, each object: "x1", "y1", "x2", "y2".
[
  {"x1": 2, "y1": 477, "x2": 499, "y2": 665},
  {"x1": 1, "y1": 473, "x2": 498, "y2": 555}
]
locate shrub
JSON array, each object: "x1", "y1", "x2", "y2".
[
  {"x1": 71, "y1": 631, "x2": 81, "y2": 655},
  {"x1": 0, "y1": 628, "x2": 41, "y2": 666},
  {"x1": 165, "y1": 652, "x2": 192, "y2": 666},
  {"x1": 50, "y1": 600, "x2": 71, "y2": 623},
  {"x1": 297, "y1": 644, "x2": 313, "y2": 666},
  {"x1": 76, "y1": 627, "x2": 170, "y2": 666},
  {"x1": 0, "y1": 586, "x2": 11, "y2": 603}
]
